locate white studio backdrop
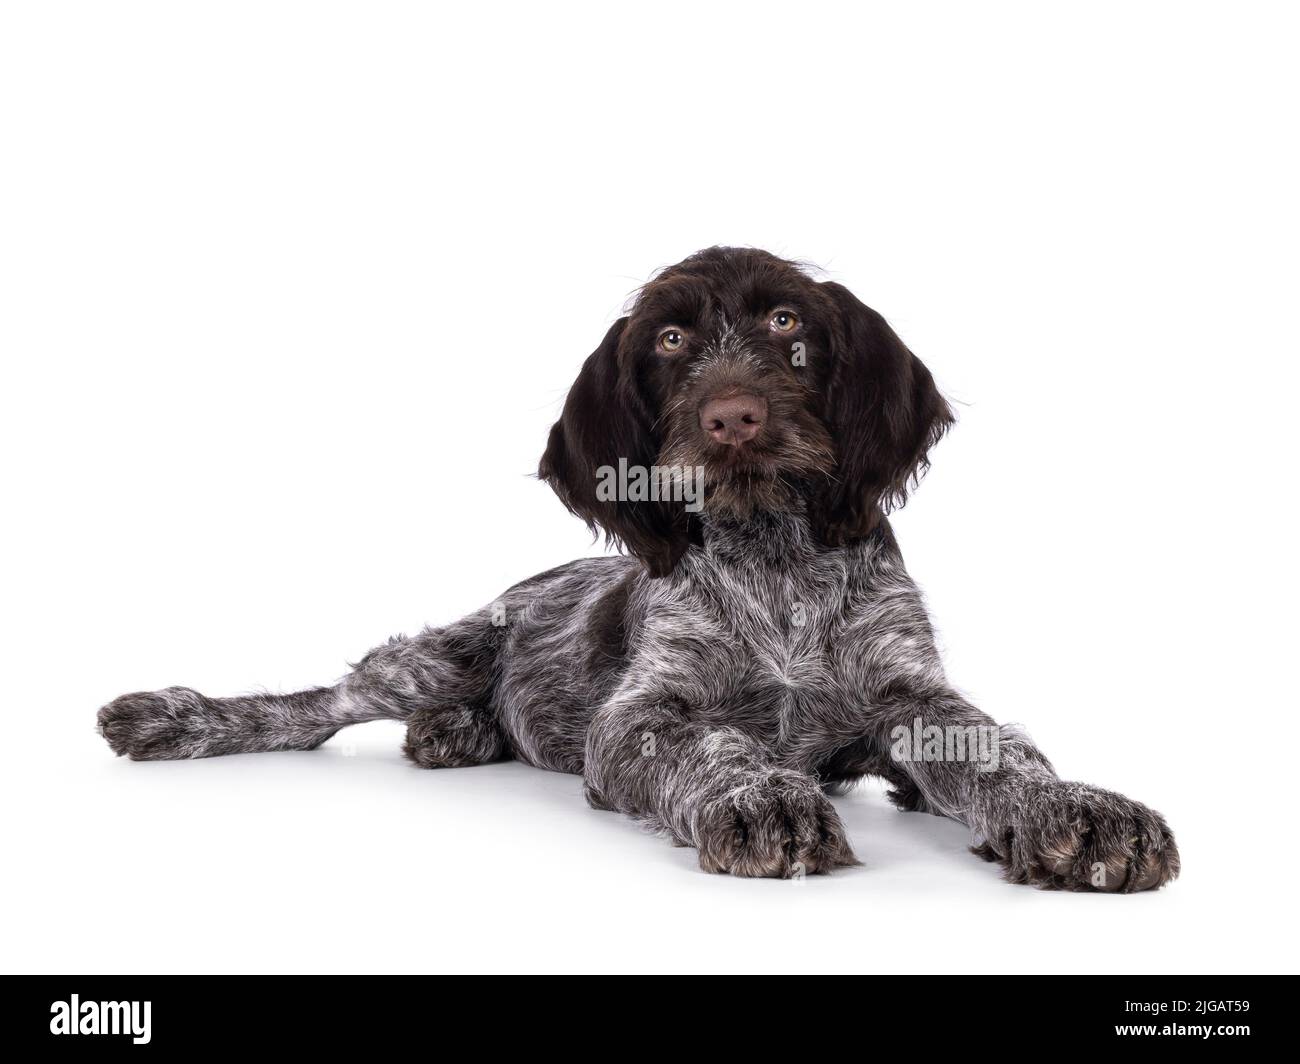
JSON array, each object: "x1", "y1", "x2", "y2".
[{"x1": 1, "y1": 1, "x2": 1297, "y2": 973}]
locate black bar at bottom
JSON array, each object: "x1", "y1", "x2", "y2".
[{"x1": 0, "y1": 975, "x2": 1286, "y2": 1053}]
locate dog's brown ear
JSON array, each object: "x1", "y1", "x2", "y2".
[
  {"x1": 813, "y1": 282, "x2": 954, "y2": 545},
  {"x1": 539, "y1": 317, "x2": 689, "y2": 577}
]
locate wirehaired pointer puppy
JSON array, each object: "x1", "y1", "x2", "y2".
[{"x1": 99, "y1": 247, "x2": 1179, "y2": 891}]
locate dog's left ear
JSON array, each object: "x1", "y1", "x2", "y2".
[
  {"x1": 813, "y1": 281, "x2": 955, "y2": 545},
  {"x1": 539, "y1": 318, "x2": 690, "y2": 577}
]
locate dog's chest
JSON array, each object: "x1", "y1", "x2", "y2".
[
  {"x1": 735, "y1": 580, "x2": 838, "y2": 691},
  {"x1": 678, "y1": 560, "x2": 853, "y2": 737}
]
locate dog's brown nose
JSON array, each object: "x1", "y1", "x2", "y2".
[{"x1": 699, "y1": 393, "x2": 767, "y2": 446}]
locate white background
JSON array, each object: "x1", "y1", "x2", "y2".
[{"x1": 2, "y1": 1, "x2": 1297, "y2": 974}]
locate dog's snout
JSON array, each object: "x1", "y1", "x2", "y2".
[{"x1": 699, "y1": 393, "x2": 767, "y2": 446}]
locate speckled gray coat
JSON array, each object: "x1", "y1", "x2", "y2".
[{"x1": 99, "y1": 248, "x2": 1179, "y2": 890}]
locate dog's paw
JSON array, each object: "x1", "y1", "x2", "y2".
[
  {"x1": 974, "y1": 781, "x2": 1179, "y2": 892},
  {"x1": 97, "y1": 687, "x2": 210, "y2": 760},
  {"x1": 695, "y1": 771, "x2": 859, "y2": 877},
  {"x1": 884, "y1": 779, "x2": 941, "y2": 814}
]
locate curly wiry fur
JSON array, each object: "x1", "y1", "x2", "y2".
[{"x1": 98, "y1": 247, "x2": 1179, "y2": 891}]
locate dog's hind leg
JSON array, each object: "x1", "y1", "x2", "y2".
[
  {"x1": 98, "y1": 617, "x2": 509, "y2": 764},
  {"x1": 402, "y1": 704, "x2": 508, "y2": 769},
  {"x1": 99, "y1": 683, "x2": 357, "y2": 760}
]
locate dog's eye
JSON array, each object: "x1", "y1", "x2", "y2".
[
  {"x1": 770, "y1": 311, "x2": 799, "y2": 333},
  {"x1": 658, "y1": 328, "x2": 685, "y2": 353}
]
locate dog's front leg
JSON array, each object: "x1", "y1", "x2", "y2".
[
  {"x1": 583, "y1": 696, "x2": 858, "y2": 877},
  {"x1": 876, "y1": 694, "x2": 1180, "y2": 892}
]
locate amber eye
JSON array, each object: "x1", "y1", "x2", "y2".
[
  {"x1": 770, "y1": 310, "x2": 799, "y2": 333},
  {"x1": 658, "y1": 328, "x2": 685, "y2": 353}
]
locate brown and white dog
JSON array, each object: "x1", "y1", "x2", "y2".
[{"x1": 99, "y1": 247, "x2": 1179, "y2": 890}]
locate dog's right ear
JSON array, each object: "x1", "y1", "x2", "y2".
[
  {"x1": 812, "y1": 282, "x2": 955, "y2": 545},
  {"x1": 539, "y1": 317, "x2": 689, "y2": 577}
]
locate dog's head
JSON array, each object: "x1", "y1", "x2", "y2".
[{"x1": 539, "y1": 247, "x2": 954, "y2": 576}]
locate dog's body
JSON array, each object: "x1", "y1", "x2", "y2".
[{"x1": 99, "y1": 247, "x2": 1179, "y2": 890}]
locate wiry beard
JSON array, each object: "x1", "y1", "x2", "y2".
[{"x1": 656, "y1": 381, "x2": 835, "y2": 521}]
